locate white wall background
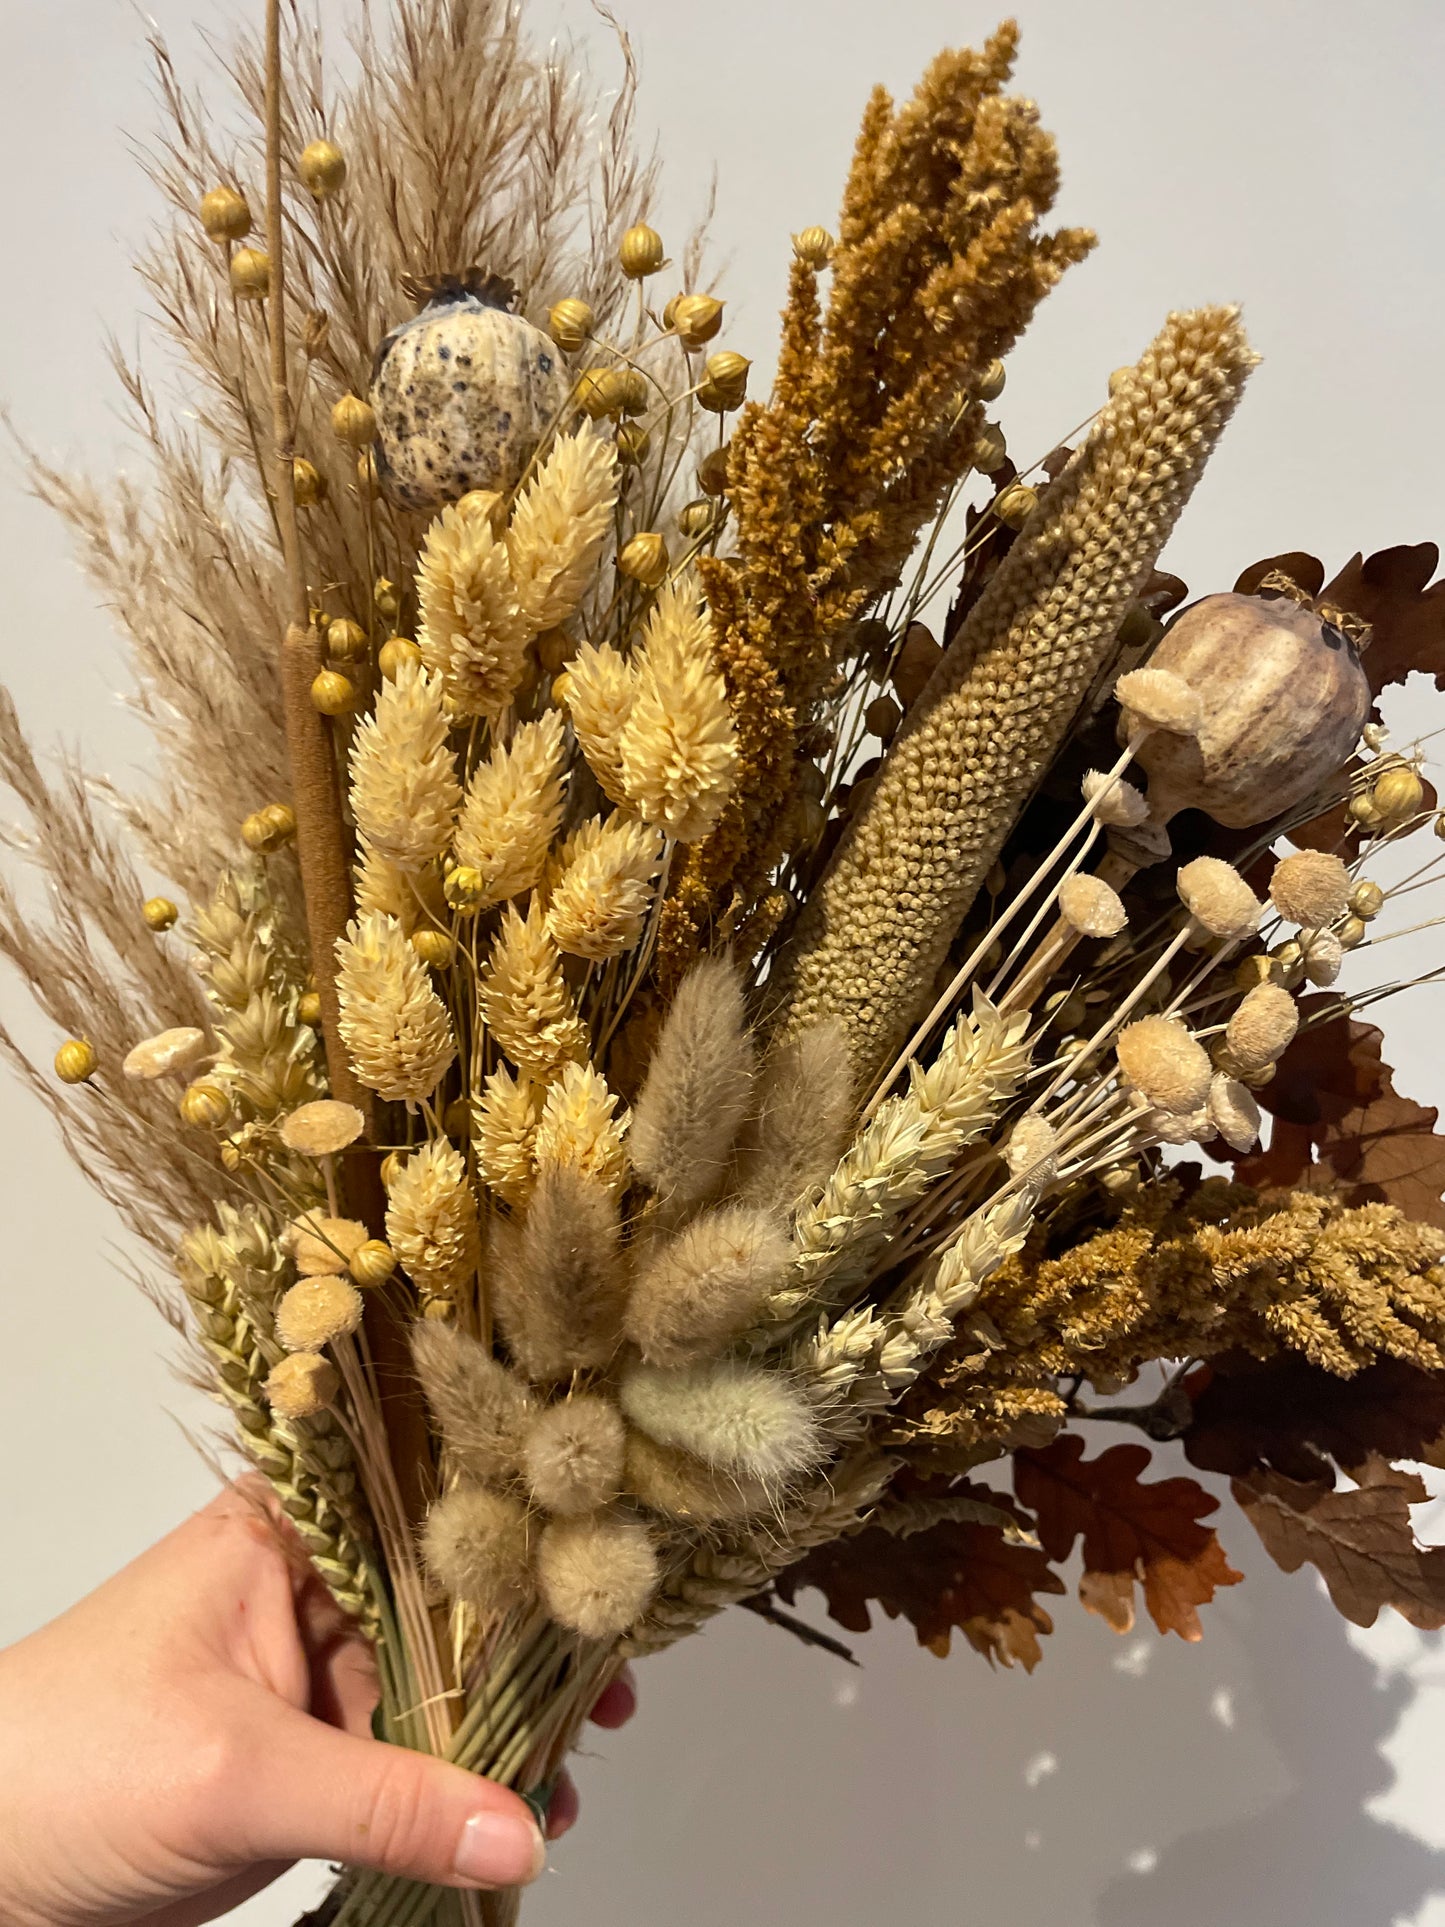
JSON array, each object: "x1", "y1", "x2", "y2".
[{"x1": 3, "y1": 2, "x2": 1445, "y2": 1923}]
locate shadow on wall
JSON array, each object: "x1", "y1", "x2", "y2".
[{"x1": 531, "y1": 1527, "x2": 1445, "y2": 1927}]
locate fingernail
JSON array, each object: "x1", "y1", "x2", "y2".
[{"x1": 454, "y1": 1809, "x2": 547, "y2": 1888}]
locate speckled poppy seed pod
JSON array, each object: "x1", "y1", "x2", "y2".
[{"x1": 199, "y1": 185, "x2": 250, "y2": 243}]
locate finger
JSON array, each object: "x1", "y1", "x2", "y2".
[
  {"x1": 234, "y1": 1700, "x2": 545, "y2": 1890},
  {"x1": 589, "y1": 1664, "x2": 637, "y2": 1729},
  {"x1": 545, "y1": 1770, "x2": 579, "y2": 1842}
]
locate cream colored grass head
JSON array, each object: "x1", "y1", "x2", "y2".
[
  {"x1": 522, "y1": 1396, "x2": 627, "y2": 1516},
  {"x1": 385, "y1": 1136, "x2": 480, "y2": 1299},
  {"x1": 411, "y1": 1321, "x2": 533, "y2": 1488},
  {"x1": 422, "y1": 1484, "x2": 534, "y2": 1617},
  {"x1": 617, "y1": 571, "x2": 738, "y2": 843},
  {"x1": 336, "y1": 911, "x2": 456, "y2": 1104},
  {"x1": 629, "y1": 955, "x2": 755, "y2": 1210},
  {"x1": 348, "y1": 657, "x2": 461, "y2": 869},
  {"x1": 480, "y1": 900, "x2": 589, "y2": 1074},
  {"x1": 545, "y1": 814, "x2": 665, "y2": 960},
  {"x1": 536, "y1": 1512, "x2": 659, "y2": 1640},
  {"x1": 453, "y1": 710, "x2": 568, "y2": 907},
  {"x1": 625, "y1": 1203, "x2": 793, "y2": 1367},
  {"x1": 619, "y1": 1358, "x2": 825, "y2": 1482},
  {"x1": 533, "y1": 1060, "x2": 630, "y2": 1196},
  {"x1": 506, "y1": 421, "x2": 619, "y2": 632},
  {"x1": 490, "y1": 1163, "x2": 627, "y2": 1381}
]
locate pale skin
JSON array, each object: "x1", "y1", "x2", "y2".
[{"x1": 0, "y1": 1481, "x2": 636, "y2": 1927}]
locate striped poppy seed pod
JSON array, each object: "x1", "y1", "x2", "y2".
[
  {"x1": 326, "y1": 616, "x2": 368, "y2": 663},
  {"x1": 792, "y1": 226, "x2": 835, "y2": 268},
  {"x1": 619, "y1": 223, "x2": 665, "y2": 278},
  {"x1": 697, "y1": 351, "x2": 750, "y2": 413},
  {"x1": 618, "y1": 532, "x2": 669, "y2": 587},
  {"x1": 378, "y1": 636, "x2": 421, "y2": 680},
  {"x1": 548, "y1": 297, "x2": 594, "y2": 352},
  {"x1": 310, "y1": 668, "x2": 355, "y2": 715},
  {"x1": 292, "y1": 459, "x2": 326, "y2": 507},
  {"x1": 671, "y1": 294, "x2": 724, "y2": 349},
  {"x1": 978, "y1": 358, "x2": 1006, "y2": 402}
]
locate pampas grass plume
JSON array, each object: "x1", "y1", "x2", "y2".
[
  {"x1": 536, "y1": 1512, "x2": 659, "y2": 1640},
  {"x1": 735, "y1": 1020, "x2": 854, "y2": 1217},
  {"x1": 619, "y1": 1358, "x2": 824, "y2": 1481},
  {"x1": 411, "y1": 1321, "x2": 533, "y2": 1488},
  {"x1": 522, "y1": 1396, "x2": 626, "y2": 1516},
  {"x1": 625, "y1": 1203, "x2": 793, "y2": 1367},
  {"x1": 422, "y1": 1485, "x2": 534, "y2": 1617},
  {"x1": 629, "y1": 956, "x2": 755, "y2": 1209},
  {"x1": 491, "y1": 1164, "x2": 627, "y2": 1380}
]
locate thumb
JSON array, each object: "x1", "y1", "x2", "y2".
[{"x1": 237, "y1": 1702, "x2": 547, "y2": 1890}]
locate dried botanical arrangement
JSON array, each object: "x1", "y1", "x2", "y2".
[{"x1": 6, "y1": 1, "x2": 1445, "y2": 1922}]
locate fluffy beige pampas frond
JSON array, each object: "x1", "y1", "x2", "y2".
[
  {"x1": 620, "y1": 1358, "x2": 824, "y2": 1481},
  {"x1": 521, "y1": 1396, "x2": 627, "y2": 1515},
  {"x1": 560, "y1": 641, "x2": 635, "y2": 804},
  {"x1": 348, "y1": 657, "x2": 461, "y2": 870},
  {"x1": 533, "y1": 1060, "x2": 630, "y2": 1195},
  {"x1": 411, "y1": 1321, "x2": 533, "y2": 1489},
  {"x1": 536, "y1": 1512, "x2": 659, "y2": 1640},
  {"x1": 480, "y1": 900, "x2": 589, "y2": 1074},
  {"x1": 385, "y1": 1136, "x2": 481, "y2": 1299},
  {"x1": 473, "y1": 1064, "x2": 544, "y2": 1207},
  {"x1": 618, "y1": 572, "x2": 738, "y2": 842},
  {"x1": 735, "y1": 1021, "x2": 855, "y2": 1218},
  {"x1": 454, "y1": 710, "x2": 567, "y2": 905},
  {"x1": 625, "y1": 1204, "x2": 793, "y2": 1367},
  {"x1": 491, "y1": 1164, "x2": 627, "y2": 1380},
  {"x1": 507, "y1": 423, "x2": 620, "y2": 631},
  {"x1": 545, "y1": 814, "x2": 665, "y2": 960},
  {"x1": 422, "y1": 1485, "x2": 534, "y2": 1618},
  {"x1": 335, "y1": 911, "x2": 456, "y2": 1103},
  {"x1": 629, "y1": 955, "x2": 755, "y2": 1209},
  {"x1": 418, "y1": 495, "x2": 531, "y2": 719}
]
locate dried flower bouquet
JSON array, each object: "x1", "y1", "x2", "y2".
[{"x1": 6, "y1": 3, "x2": 1445, "y2": 1924}]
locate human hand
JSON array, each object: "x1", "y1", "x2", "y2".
[{"x1": 0, "y1": 1480, "x2": 637, "y2": 1927}]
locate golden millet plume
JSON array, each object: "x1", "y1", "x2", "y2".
[
  {"x1": 733, "y1": 1020, "x2": 856, "y2": 1218},
  {"x1": 617, "y1": 572, "x2": 738, "y2": 844},
  {"x1": 417, "y1": 494, "x2": 531, "y2": 718},
  {"x1": 625, "y1": 1204, "x2": 794, "y2": 1368},
  {"x1": 472, "y1": 1064, "x2": 543, "y2": 1207},
  {"x1": 335, "y1": 911, "x2": 456, "y2": 1104},
  {"x1": 536, "y1": 1512, "x2": 660, "y2": 1641},
  {"x1": 545, "y1": 814, "x2": 665, "y2": 961},
  {"x1": 776, "y1": 305, "x2": 1258, "y2": 1078},
  {"x1": 453, "y1": 710, "x2": 567, "y2": 906},
  {"x1": 506, "y1": 422, "x2": 619, "y2": 631},
  {"x1": 480, "y1": 900, "x2": 588, "y2": 1074},
  {"x1": 348, "y1": 657, "x2": 460, "y2": 870},
  {"x1": 521, "y1": 1396, "x2": 627, "y2": 1516},
  {"x1": 490, "y1": 1164, "x2": 627, "y2": 1381},
  {"x1": 410, "y1": 1322, "x2": 533, "y2": 1489},
  {"x1": 385, "y1": 1136, "x2": 481, "y2": 1299},
  {"x1": 559, "y1": 641, "x2": 635, "y2": 805},
  {"x1": 620, "y1": 1358, "x2": 825, "y2": 1482},
  {"x1": 422, "y1": 1485, "x2": 534, "y2": 1618},
  {"x1": 532, "y1": 1060, "x2": 630, "y2": 1196},
  {"x1": 628, "y1": 956, "x2": 755, "y2": 1211}
]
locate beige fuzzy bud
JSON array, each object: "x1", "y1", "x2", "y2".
[
  {"x1": 229, "y1": 247, "x2": 270, "y2": 299},
  {"x1": 625, "y1": 1204, "x2": 793, "y2": 1368},
  {"x1": 265, "y1": 1351, "x2": 340, "y2": 1419},
  {"x1": 548, "y1": 298, "x2": 595, "y2": 352},
  {"x1": 536, "y1": 1512, "x2": 659, "y2": 1640},
  {"x1": 1115, "y1": 666, "x2": 1204, "y2": 738},
  {"x1": 411, "y1": 1322, "x2": 533, "y2": 1488},
  {"x1": 792, "y1": 226, "x2": 835, "y2": 268},
  {"x1": 1147, "y1": 1104, "x2": 1213, "y2": 1146},
  {"x1": 1057, "y1": 872, "x2": 1128, "y2": 939},
  {"x1": 1338, "y1": 914, "x2": 1366, "y2": 950},
  {"x1": 616, "y1": 421, "x2": 651, "y2": 465},
  {"x1": 619, "y1": 223, "x2": 665, "y2": 277},
  {"x1": 336, "y1": 911, "x2": 456, "y2": 1103},
  {"x1": 1114, "y1": 1014, "x2": 1212, "y2": 1114},
  {"x1": 623, "y1": 1429, "x2": 776, "y2": 1524},
  {"x1": 350, "y1": 1240, "x2": 397, "y2": 1288},
  {"x1": 619, "y1": 1358, "x2": 824, "y2": 1482},
  {"x1": 1208, "y1": 1072, "x2": 1261, "y2": 1152},
  {"x1": 124, "y1": 1027, "x2": 208, "y2": 1081},
  {"x1": 1224, "y1": 981, "x2": 1299, "y2": 1072},
  {"x1": 287, "y1": 1213, "x2": 370, "y2": 1276},
  {"x1": 410, "y1": 928, "x2": 454, "y2": 970},
  {"x1": 422, "y1": 1486, "x2": 533, "y2": 1617},
  {"x1": 1176, "y1": 856, "x2": 1263, "y2": 939},
  {"x1": 1082, "y1": 768, "x2": 1149, "y2": 828},
  {"x1": 279, "y1": 1099, "x2": 365, "y2": 1156},
  {"x1": 1005, "y1": 1114, "x2": 1059, "y2": 1182},
  {"x1": 1269, "y1": 850, "x2": 1351, "y2": 929},
  {"x1": 297, "y1": 139, "x2": 346, "y2": 198},
  {"x1": 1302, "y1": 928, "x2": 1344, "y2": 986},
  {"x1": 522, "y1": 1397, "x2": 626, "y2": 1516},
  {"x1": 199, "y1": 185, "x2": 251, "y2": 242},
  {"x1": 275, "y1": 1275, "x2": 363, "y2": 1352},
  {"x1": 54, "y1": 1038, "x2": 97, "y2": 1085}
]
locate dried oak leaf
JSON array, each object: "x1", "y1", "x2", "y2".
[
  {"x1": 1233, "y1": 1456, "x2": 1445, "y2": 1630},
  {"x1": 1233, "y1": 552, "x2": 1326, "y2": 600},
  {"x1": 1231, "y1": 998, "x2": 1445, "y2": 1229},
  {"x1": 774, "y1": 1483, "x2": 1065, "y2": 1670},
  {"x1": 1183, "y1": 1354, "x2": 1445, "y2": 1488},
  {"x1": 1014, "y1": 1434, "x2": 1242, "y2": 1640},
  {"x1": 1322, "y1": 543, "x2": 1445, "y2": 696}
]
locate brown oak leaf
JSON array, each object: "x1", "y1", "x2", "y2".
[
  {"x1": 1184, "y1": 1354, "x2": 1445, "y2": 1489},
  {"x1": 1231, "y1": 999, "x2": 1445, "y2": 1228},
  {"x1": 1014, "y1": 1435, "x2": 1242, "y2": 1640},
  {"x1": 1322, "y1": 543, "x2": 1445, "y2": 695},
  {"x1": 774, "y1": 1484, "x2": 1065, "y2": 1670},
  {"x1": 1233, "y1": 552, "x2": 1326, "y2": 599},
  {"x1": 1233, "y1": 1456, "x2": 1445, "y2": 1630}
]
